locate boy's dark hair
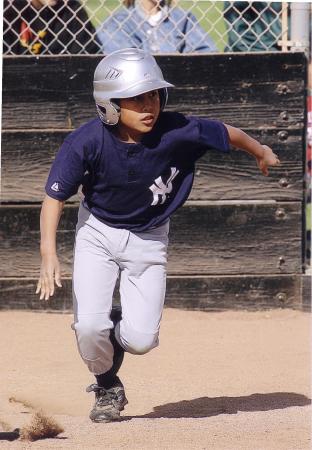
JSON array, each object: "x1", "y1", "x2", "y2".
[{"x1": 123, "y1": 0, "x2": 173, "y2": 7}]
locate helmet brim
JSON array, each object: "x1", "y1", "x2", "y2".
[{"x1": 94, "y1": 79, "x2": 174, "y2": 103}]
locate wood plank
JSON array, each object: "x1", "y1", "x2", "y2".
[
  {"x1": 302, "y1": 274, "x2": 311, "y2": 311},
  {"x1": 157, "y1": 52, "x2": 307, "y2": 85},
  {"x1": 1, "y1": 130, "x2": 73, "y2": 202},
  {"x1": 167, "y1": 79, "x2": 306, "y2": 129},
  {"x1": 0, "y1": 202, "x2": 302, "y2": 277},
  {"x1": 2, "y1": 56, "x2": 71, "y2": 129},
  {"x1": 165, "y1": 274, "x2": 303, "y2": 311},
  {"x1": 1, "y1": 128, "x2": 303, "y2": 202},
  {"x1": 192, "y1": 127, "x2": 303, "y2": 201},
  {"x1": 2, "y1": 53, "x2": 306, "y2": 130},
  {"x1": 65, "y1": 79, "x2": 306, "y2": 130},
  {"x1": 3, "y1": 81, "x2": 303, "y2": 130},
  {"x1": 0, "y1": 275, "x2": 303, "y2": 311},
  {"x1": 3, "y1": 53, "x2": 306, "y2": 92},
  {"x1": 168, "y1": 202, "x2": 302, "y2": 275}
]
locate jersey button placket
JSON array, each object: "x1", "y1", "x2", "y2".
[{"x1": 127, "y1": 147, "x2": 139, "y2": 183}]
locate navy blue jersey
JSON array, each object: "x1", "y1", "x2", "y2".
[{"x1": 46, "y1": 111, "x2": 229, "y2": 231}]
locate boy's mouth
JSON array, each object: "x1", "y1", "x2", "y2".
[{"x1": 141, "y1": 114, "x2": 155, "y2": 125}]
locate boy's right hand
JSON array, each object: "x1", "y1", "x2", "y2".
[
  {"x1": 256, "y1": 144, "x2": 280, "y2": 176},
  {"x1": 36, "y1": 254, "x2": 62, "y2": 301}
]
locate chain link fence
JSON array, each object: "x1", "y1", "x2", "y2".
[{"x1": 3, "y1": 0, "x2": 291, "y2": 55}]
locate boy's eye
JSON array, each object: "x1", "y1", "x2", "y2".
[
  {"x1": 128, "y1": 91, "x2": 159, "y2": 103},
  {"x1": 131, "y1": 96, "x2": 141, "y2": 102}
]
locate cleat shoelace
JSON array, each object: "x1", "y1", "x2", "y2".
[{"x1": 86, "y1": 384, "x2": 119, "y2": 407}]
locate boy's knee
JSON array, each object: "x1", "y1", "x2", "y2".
[
  {"x1": 73, "y1": 315, "x2": 112, "y2": 360},
  {"x1": 118, "y1": 325, "x2": 159, "y2": 355},
  {"x1": 75, "y1": 321, "x2": 99, "y2": 343}
]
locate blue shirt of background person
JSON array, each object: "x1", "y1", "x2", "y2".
[
  {"x1": 224, "y1": 1, "x2": 283, "y2": 52},
  {"x1": 97, "y1": 0, "x2": 217, "y2": 54}
]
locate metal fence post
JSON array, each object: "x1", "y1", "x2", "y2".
[{"x1": 290, "y1": 2, "x2": 310, "y2": 54}]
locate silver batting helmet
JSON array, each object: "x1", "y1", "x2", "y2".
[{"x1": 93, "y1": 48, "x2": 174, "y2": 125}]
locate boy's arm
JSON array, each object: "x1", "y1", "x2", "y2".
[
  {"x1": 36, "y1": 195, "x2": 64, "y2": 301},
  {"x1": 224, "y1": 124, "x2": 280, "y2": 176}
]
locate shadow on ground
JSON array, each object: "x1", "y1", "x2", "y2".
[{"x1": 124, "y1": 392, "x2": 311, "y2": 420}]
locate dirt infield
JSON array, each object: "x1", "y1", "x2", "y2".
[{"x1": 0, "y1": 308, "x2": 310, "y2": 449}]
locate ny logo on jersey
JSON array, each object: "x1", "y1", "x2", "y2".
[{"x1": 149, "y1": 167, "x2": 180, "y2": 206}]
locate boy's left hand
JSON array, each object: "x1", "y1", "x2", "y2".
[{"x1": 256, "y1": 145, "x2": 280, "y2": 176}]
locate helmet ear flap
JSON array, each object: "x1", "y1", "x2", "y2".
[{"x1": 96, "y1": 101, "x2": 120, "y2": 125}]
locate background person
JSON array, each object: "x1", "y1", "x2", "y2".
[
  {"x1": 3, "y1": 0, "x2": 99, "y2": 55},
  {"x1": 97, "y1": 0, "x2": 217, "y2": 54},
  {"x1": 223, "y1": 1, "x2": 282, "y2": 52}
]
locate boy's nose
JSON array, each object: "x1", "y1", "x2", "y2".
[{"x1": 142, "y1": 98, "x2": 154, "y2": 112}]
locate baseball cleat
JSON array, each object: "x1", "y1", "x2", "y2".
[{"x1": 87, "y1": 377, "x2": 128, "y2": 423}]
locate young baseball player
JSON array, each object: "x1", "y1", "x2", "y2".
[{"x1": 36, "y1": 48, "x2": 280, "y2": 423}]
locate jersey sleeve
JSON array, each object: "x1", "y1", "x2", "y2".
[
  {"x1": 45, "y1": 138, "x2": 87, "y2": 201},
  {"x1": 197, "y1": 118, "x2": 230, "y2": 153}
]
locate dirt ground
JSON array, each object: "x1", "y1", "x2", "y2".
[{"x1": 0, "y1": 308, "x2": 310, "y2": 450}]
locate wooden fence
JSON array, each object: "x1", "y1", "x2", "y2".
[{"x1": 0, "y1": 52, "x2": 308, "y2": 310}]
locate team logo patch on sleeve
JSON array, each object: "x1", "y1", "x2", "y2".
[{"x1": 51, "y1": 182, "x2": 60, "y2": 192}]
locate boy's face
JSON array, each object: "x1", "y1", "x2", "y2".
[{"x1": 117, "y1": 90, "x2": 160, "y2": 142}]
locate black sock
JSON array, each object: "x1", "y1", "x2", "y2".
[
  {"x1": 95, "y1": 372, "x2": 117, "y2": 390},
  {"x1": 96, "y1": 310, "x2": 124, "y2": 390}
]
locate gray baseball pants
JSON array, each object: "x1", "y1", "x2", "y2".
[{"x1": 72, "y1": 203, "x2": 169, "y2": 375}]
